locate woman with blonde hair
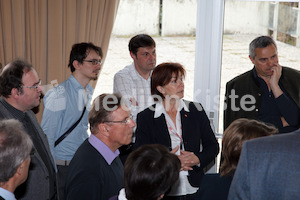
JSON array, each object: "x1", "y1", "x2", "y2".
[{"x1": 195, "y1": 118, "x2": 278, "y2": 200}]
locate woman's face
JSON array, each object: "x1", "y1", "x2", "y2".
[{"x1": 159, "y1": 72, "x2": 184, "y2": 100}]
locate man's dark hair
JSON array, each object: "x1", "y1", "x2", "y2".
[
  {"x1": 124, "y1": 144, "x2": 181, "y2": 200},
  {"x1": 128, "y1": 34, "x2": 156, "y2": 55},
  {"x1": 0, "y1": 59, "x2": 33, "y2": 98},
  {"x1": 68, "y1": 42, "x2": 103, "y2": 72}
]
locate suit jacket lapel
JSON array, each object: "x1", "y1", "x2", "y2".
[{"x1": 153, "y1": 113, "x2": 172, "y2": 148}]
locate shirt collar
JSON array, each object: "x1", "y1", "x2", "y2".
[
  {"x1": 130, "y1": 62, "x2": 152, "y2": 81},
  {"x1": 154, "y1": 99, "x2": 189, "y2": 118},
  {"x1": 69, "y1": 74, "x2": 93, "y2": 93},
  {"x1": 88, "y1": 134, "x2": 120, "y2": 165},
  {"x1": 0, "y1": 187, "x2": 16, "y2": 200}
]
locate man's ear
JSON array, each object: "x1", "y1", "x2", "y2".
[
  {"x1": 130, "y1": 52, "x2": 136, "y2": 60},
  {"x1": 16, "y1": 160, "x2": 26, "y2": 176},
  {"x1": 249, "y1": 55, "x2": 255, "y2": 65},
  {"x1": 73, "y1": 60, "x2": 81, "y2": 70},
  {"x1": 11, "y1": 88, "x2": 21, "y2": 97},
  {"x1": 98, "y1": 123, "x2": 110, "y2": 137}
]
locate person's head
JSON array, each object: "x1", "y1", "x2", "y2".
[
  {"x1": 129, "y1": 34, "x2": 156, "y2": 76},
  {"x1": 220, "y1": 118, "x2": 278, "y2": 176},
  {"x1": 151, "y1": 62, "x2": 185, "y2": 101},
  {"x1": 68, "y1": 42, "x2": 103, "y2": 80},
  {"x1": 249, "y1": 36, "x2": 278, "y2": 77},
  {"x1": 124, "y1": 144, "x2": 181, "y2": 200},
  {"x1": 0, "y1": 59, "x2": 42, "y2": 112},
  {"x1": 88, "y1": 93, "x2": 135, "y2": 151},
  {"x1": 0, "y1": 119, "x2": 33, "y2": 190}
]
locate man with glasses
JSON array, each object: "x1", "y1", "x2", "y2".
[
  {"x1": 41, "y1": 42, "x2": 103, "y2": 200},
  {"x1": 65, "y1": 93, "x2": 135, "y2": 200},
  {"x1": 0, "y1": 59, "x2": 57, "y2": 200}
]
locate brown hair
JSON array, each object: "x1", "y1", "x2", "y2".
[
  {"x1": 220, "y1": 118, "x2": 278, "y2": 176},
  {"x1": 88, "y1": 93, "x2": 122, "y2": 134},
  {"x1": 151, "y1": 62, "x2": 185, "y2": 100}
]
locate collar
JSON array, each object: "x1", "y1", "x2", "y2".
[
  {"x1": 69, "y1": 74, "x2": 93, "y2": 93},
  {"x1": 0, "y1": 187, "x2": 16, "y2": 200},
  {"x1": 129, "y1": 62, "x2": 152, "y2": 81},
  {"x1": 154, "y1": 99, "x2": 189, "y2": 118},
  {"x1": 117, "y1": 188, "x2": 127, "y2": 200},
  {"x1": 88, "y1": 134, "x2": 120, "y2": 165}
]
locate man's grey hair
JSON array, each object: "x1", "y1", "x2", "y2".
[
  {"x1": 0, "y1": 119, "x2": 33, "y2": 183},
  {"x1": 249, "y1": 36, "x2": 277, "y2": 59}
]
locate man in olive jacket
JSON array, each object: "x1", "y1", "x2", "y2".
[{"x1": 224, "y1": 36, "x2": 300, "y2": 133}]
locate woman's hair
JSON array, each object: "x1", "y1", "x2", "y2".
[
  {"x1": 220, "y1": 118, "x2": 278, "y2": 176},
  {"x1": 151, "y1": 62, "x2": 185, "y2": 100},
  {"x1": 124, "y1": 144, "x2": 181, "y2": 200}
]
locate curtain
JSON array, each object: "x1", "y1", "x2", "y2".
[{"x1": 0, "y1": 0, "x2": 119, "y2": 122}]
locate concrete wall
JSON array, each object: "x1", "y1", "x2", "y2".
[
  {"x1": 112, "y1": 0, "x2": 160, "y2": 36},
  {"x1": 223, "y1": 1, "x2": 269, "y2": 35},
  {"x1": 161, "y1": 0, "x2": 197, "y2": 36},
  {"x1": 111, "y1": 0, "x2": 281, "y2": 36},
  {"x1": 112, "y1": 0, "x2": 197, "y2": 36}
]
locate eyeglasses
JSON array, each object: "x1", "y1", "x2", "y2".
[
  {"x1": 104, "y1": 114, "x2": 133, "y2": 125},
  {"x1": 22, "y1": 80, "x2": 42, "y2": 90},
  {"x1": 83, "y1": 59, "x2": 102, "y2": 65}
]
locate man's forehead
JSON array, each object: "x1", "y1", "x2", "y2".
[{"x1": 137, "y1": 46, "x2": 155, "y2": 53}]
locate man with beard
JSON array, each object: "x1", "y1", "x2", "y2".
[
  {"x1": 41, "y1": 42, "x2": 102, "y2": 200},
  {"x1": 0, "y1": 59, "x2": 57, "y2": 200}
]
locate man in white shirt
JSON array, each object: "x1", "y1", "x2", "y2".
[{"x1": 113, "y1": 34, "x2": 156, "y2": 162}]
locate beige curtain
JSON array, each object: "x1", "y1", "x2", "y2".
[{"x1": 0, "y1": 0, "x2": 119, "y2": 122}]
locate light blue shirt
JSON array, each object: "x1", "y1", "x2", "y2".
[
  {"x1": 0, "y1": 187, "x2": 16, "y2": 200},
  {"x1": 41, "y1": 75, "x2": 93, "y2": 161}
]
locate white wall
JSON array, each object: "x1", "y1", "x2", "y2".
[
  {"x1": 112, "y1": 0, "x2": 275, "y2": 36},
  {"x1": 223, "y1": 1, "x2": 269, "y2": 34},
  {"x1": 112, "y1": 0, "x2": 160, "y2": 36},
  {"x1": 161, "y1": 0, "x2": 197, "y2": 36}
]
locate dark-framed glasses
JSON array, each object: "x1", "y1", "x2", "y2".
[
  {"x1": 83, "y1": 59, "x2": 102, "y2": 65},
  {"x1": 22, "y1": 80, "x2": 42, "y2": 90},
  {"x1": 104, "y1": 114, "x2": 133, "y2": 125}
]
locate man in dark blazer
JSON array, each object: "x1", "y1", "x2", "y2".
[
  {"x1": 0, "y1": 59, "x2": 57, "y2": 200},
  {"x1": 65, "y1": 93, "x2": 136, "y2": 200},
  {"x1": 228, "y1": 129, "x2": 300, "y2": 200}
]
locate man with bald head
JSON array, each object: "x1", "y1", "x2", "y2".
[{"x1": 0, "y1": 59, "x2": 57, "y2": 200}]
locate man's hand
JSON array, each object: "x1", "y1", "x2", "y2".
[{"x1": 270, "y1": 63, "x2": 283, "y2": 98}]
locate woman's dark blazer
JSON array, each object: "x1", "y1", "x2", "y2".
[{"x1": 134, "y1": 100, "x2": 220, "y2": 187}]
